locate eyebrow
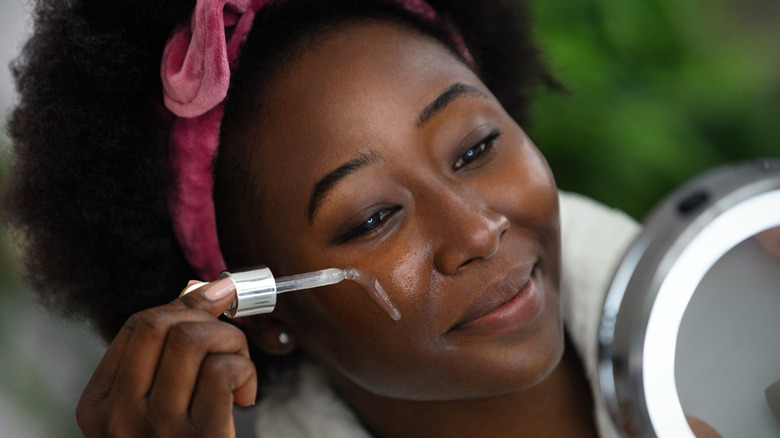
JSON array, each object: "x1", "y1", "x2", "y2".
[
  {"x1": 307, "y1": 83, "x2": 486, "y2": 223},
  {"x1": 308, "y1": 150, "x2": 382, "y2": 223},
  {"x1": 416, "y1": 82, "x2": 488, "y2": 127}
]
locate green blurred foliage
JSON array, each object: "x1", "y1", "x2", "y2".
[{"x1": 527, "y1": 0, "x2": 780, "y2": 219}]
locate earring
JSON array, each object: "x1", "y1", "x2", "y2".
[{"x1": 277, "y1": 332, "x2": 291, "y2": 346}]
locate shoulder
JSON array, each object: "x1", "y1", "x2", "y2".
[
  {"x1": 558, "y1": 190, "x2": 641, "y2": 352},
  {"x1": 559, "y1": 190, "x2": 640, "y2": 254},
  {"x1": 558, "y1": 190, "x2": 641, "y2": 316},
  {"x1": 558, "y1": 191, "x2": 641, "y2": 438},
  {"x1": 255, "y1": 363, "x2": 373, "y2": 438}
]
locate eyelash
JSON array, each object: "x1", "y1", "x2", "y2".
[
  {"x1": 337, "y1": 207, "x2": 400, "y2": 243},
  {"x1": 337, "y1": 129, "x2": 502, "y2": 244},
  {"x1": 453, "y1": 129, "x2": 501, "y2": 170}
]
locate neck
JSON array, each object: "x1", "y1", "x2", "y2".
[{"x1": 327, "y1": 338, "x2": 598, "y2": 438}]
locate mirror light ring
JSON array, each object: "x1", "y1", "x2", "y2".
[
  {"x1": 644, "y1": 189, "x2": 780, "y2": 437},
  {"x1": 599, "y1": 159, "x2": 780, "y2": 437}
]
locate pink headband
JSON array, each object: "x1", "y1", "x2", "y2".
[{"x1": 162, "y1": 0, "x2": 473, "y2": 281}]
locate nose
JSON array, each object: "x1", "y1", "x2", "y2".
[{"x1": 427, "y1": 187, "x2": 510, "y2": 275}]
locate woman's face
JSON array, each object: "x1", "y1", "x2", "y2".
[{"x1": 236, "y1": 21, "x2": 562, "y2": 401}]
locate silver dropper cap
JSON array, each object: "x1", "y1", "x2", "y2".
[{"x1": 219, "y1": 266, "x2": 277, "y2": 318}]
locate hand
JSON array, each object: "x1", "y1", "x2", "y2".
[
  {"x1": 756, "y1": 227, "x2": 780, "y2": 260},
  {"x1": 76, "y1": 278, "x2": 257, "y2": 437},
  {"x1": 687, "y1": 415, "x2": 722, "y2": 438}
]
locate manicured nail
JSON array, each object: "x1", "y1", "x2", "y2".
[
  {"x1": 180, "y1": 280, "x2": 208, "y2": 297},
  {"x1": 204, "y1": 277, "x2": 235, "y2": 301}
]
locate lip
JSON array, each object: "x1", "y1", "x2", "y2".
[{"x1": 450, "y1": 263, "x2": 543, "y2": 336}]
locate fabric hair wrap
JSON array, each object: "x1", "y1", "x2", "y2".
[{"x1": 162, "y1": 0, "x2": 474, "y2": 281}]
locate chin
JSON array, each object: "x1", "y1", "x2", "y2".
[
  {"x1": 476, "y1": 284, "x2": 566, "y2": 397},
  {"x1": 321, "y1": 302, "x2": 566, "y2": 403},
  {"x1": 420, "y1": 299, "x2": 566, "y2": 401}
]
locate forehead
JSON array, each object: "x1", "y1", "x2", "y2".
[{"x1": 259, "y1": 21, "x2": 479, "y2": 153}]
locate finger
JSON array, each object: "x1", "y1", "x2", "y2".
[
  {"x1": 148, "y1": 320, "x2": 250, "y2": 413},
  {"x1": 78, "y1": 318, "x2": 137, "y2": 404},
  {"x1": 756, "y1": 228, "x2": 780, "y2": 259},
  {"x1": 189, "y1": 354, "x2": 258, "y2": 433},
  {"x1": 77, "y1": 290, "x2": 209, "y2": 404},
  {"x1": 181, "y1": 280, "x2": 209, "y2": 296},
  {"x1": 177, "y1": 277, "x2": 237, "y2": 318},
  {"x1": 110, "y1": 306, "x2": 216, "y2": 401},
  {"x1": 78, "y1": 311, "x2": 176, "y2": 438},
  {"x1": 110, "y1": 278, "x2": 236, "y2": 399},
  {"x1": 86, "y1": 278, "x2": 236, "y2": 404}
]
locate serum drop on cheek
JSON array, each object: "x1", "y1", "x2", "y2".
[
  {"x1": 187, "y1": 265, "x2": 402, "y2": 320},
  {"x1": 343, "y1": 268, "x2": 402, "y2": 321}
]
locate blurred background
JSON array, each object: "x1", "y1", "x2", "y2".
[
  {"x1": 0, "y1": 0, "x2": 778, "y2": 436},
  {"x1": 529, "y1": 0, "x2": 780, "y2": 218}
]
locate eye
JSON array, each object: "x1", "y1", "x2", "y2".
[
  {"x1": 337, "y1": 207, "x2": 400, "y2": 244},
  {"x1": 453, "y1": 130, "x2": 501, "y2": 170}
]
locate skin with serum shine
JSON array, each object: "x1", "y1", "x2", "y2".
[{"x1": 225, "y1": 22, "x2": 566, "y2": 418}]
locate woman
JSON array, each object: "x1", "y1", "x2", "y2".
[{"x1": 5, "y1": 0, "x2": 708, "y2": 436}]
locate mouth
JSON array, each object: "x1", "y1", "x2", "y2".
[{"x1": 449, "y1": 262, "x2": 544, "y2": 336}]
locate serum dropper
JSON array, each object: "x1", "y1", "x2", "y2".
[{"x1": 184, "y1": 266, "x2": 401, "y2": 321}]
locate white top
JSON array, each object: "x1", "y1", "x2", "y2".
[{"x1": 242, "y1": 191, "x2": 641, "y2": 437}]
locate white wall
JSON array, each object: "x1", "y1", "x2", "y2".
[{"x1": 0, "y1": 0, "x2": 30, "y2": 125}]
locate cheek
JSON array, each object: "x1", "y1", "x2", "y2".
[
  {"x1": 387, "y1": 230, "x2": 436, "y2": 307},
  {"x1": 389, "y1": 252, "x2": 422, "y2": 299},
  {"x1": 269, "y1": 233, "x2": 452, "y2": 395},
  {"x1": 273, "y1": 234, "x2": 437, "y2": 346},
  {"x1": 517, "y1": 134, "x2": 557, "y2": 200},
  {"x1": 491, "y1": 131, "x2": 558, "y2": 234}
]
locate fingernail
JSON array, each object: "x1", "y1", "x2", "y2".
[
  {"x1": 180, "y1": 280, "x2": 207, "y2": 297},
  {"x1": 204, "y1": 277, "x2": 235, "y2": 301}
]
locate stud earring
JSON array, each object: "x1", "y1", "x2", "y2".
[{"x1": 278, "y1": 332, "x2": 291, "y2": 346}]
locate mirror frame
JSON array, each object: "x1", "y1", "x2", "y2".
[{"x1": 597, "y1": 158, "x2": 780, "y2": 437}]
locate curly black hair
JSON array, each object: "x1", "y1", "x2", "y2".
[{"x1": 3, "y1": 0, "x2": 556, "y2": 383}]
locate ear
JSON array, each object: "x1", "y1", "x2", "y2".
[{"x1": 236, "y1": 315, "x2": 297, "y2": 355}]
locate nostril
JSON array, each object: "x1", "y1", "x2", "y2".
[
  {"x1": 432, "y1": 207, "x2": 508, "y2": 275},
  {"x1": 459, "y1": 256, "x2": 480, "y2": 270}
]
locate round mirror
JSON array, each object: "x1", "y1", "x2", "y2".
[{"x1": 598, "y1": 158, "x2": 780, "y2": 437}]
